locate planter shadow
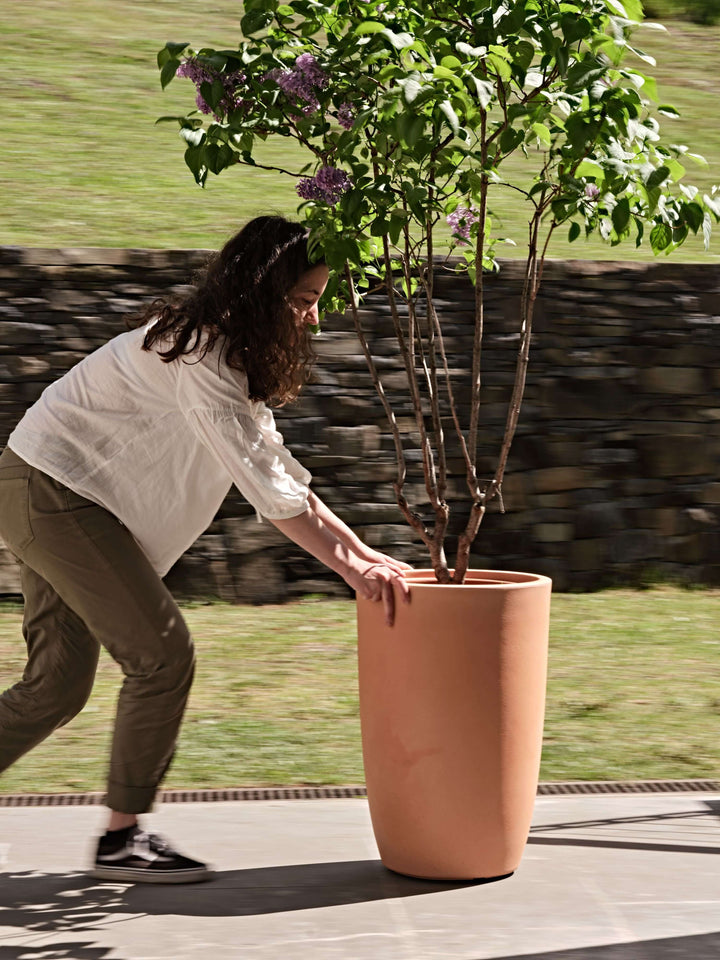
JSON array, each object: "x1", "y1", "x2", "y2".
[{"x1": 0, "y1": 858, "x2": 498, "y2": 929}]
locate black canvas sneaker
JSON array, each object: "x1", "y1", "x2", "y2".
[{"x1": 91, "y1": 825, "x2": 213, "y2": 883}]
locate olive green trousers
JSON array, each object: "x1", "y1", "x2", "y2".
[{"x1": 0, "y1": 447, "x2": 195, "y2": 813}]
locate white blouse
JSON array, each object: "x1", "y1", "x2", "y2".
[{"x1": 8, "y1": 325, "x2": 311, "y2": 576}]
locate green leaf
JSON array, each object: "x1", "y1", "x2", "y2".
[
  {"x1": 650, "y1": 222, "x2": 672, "y2": 252},
  {"x1": 627, "y1": 46, "x2": 656, "y2": 68},
  {"x1": 467, "y1": 76, "x2": 494, "y2": 108},
  {"x1": 643, "y1": 75, "x2": 659, "y2": 102},
  {"x1": 568, "y1": 221, "x2": 581, "y2": 242},
  {"x1": 512, "y1": 40, "x2": 535, "y2": 72},
  {"x1": 487, "y1": 52, "x2": 512, "y2": 82},
  {"x1": 531, "y1": 122, "x2": 551, "y2": 147},
  {"x1": 401, "y1": 77, "x2": 423, "y2": 104},
  {"x1": 165, "y1": 41, "x2": 190, "y2": 58},
  {"x1": 499, "y1": 126, "x2": 524, "y2": 154},
  {"x1": 611, "y1": 197, "x2": 631, "y2": 234},
  {"x1": 160, "y1": 58, "x2": 181, "y2": 89},
  {"x1": 643, "y1": 185, "x2": 661, "y2": 216},
  {"x1": 389, "y1": 212, "x2": 406, "y2": 245},
  {"x1": 184, "y1": 144, "x2": 207, "y2": 186},
  {"x1": 658, "y1": 104, "x2": 680, "y2": 117},
  {"x1": 155, "y1": 115, "x2": 196, "y2": 126},
  {"x1": 205, "y1": 141, "x2": 235, "y2": 175},
  {"x1": 704, "y1": 193, "x2": 720, "y2": 218},
  {"x1": 157, "y1": 43, "x2": 189, "y2": 68},
  {"x1": 240, "y1": 8, "x2": 274, "y2": 35},
  {"x1": 565, "y1": 55, "x2": 607, "y2": 93},
  {"x1": 433, "y1": 65, "x2": 464, "y2": 88},
  {"x1": 617, "y1": 0, "x2": 645, "y2": 20},
  {"x1": 438, "y1": 100, "x2": 460, "y2": 136},
  {"x1": 645, "y1": 165, "x2": 671, "y2": 190},
  {"x1": 354, "y1": 20, "x2": 386, "y2": 35},
  {"x1": 397, "y1": 112, "x2": 426, "y2": 146},
  {"x1": 180, "y1": 126, "x2": 205, "y2": 147},
  {"x1": 672, "y1": 222, "x2": 689, "y2": 245},
  {"x1": 634, "y1": 216, "x2": 644, "y2": 248},
  {"x1": 665, "y1": 158, "x2": 685, "y2": 181},
  {"x1": 682, "y1": 201, "x2": 704, "y2": 233},
  {"x1": 276, "y1": 4, "x2": 294, "y2": 15},
  {"x1": 200, "y1": 77, "x2": 225, "y2": 111},
  {"x1": 703, "y1": 212, "x2": 713, "y2": 249},
  {"x1": 456, "y1": 41, "x2": 486, "y2": 58},
  {"x1": 574, "y1": 159, "x2": 603, "y2": 178},
  {"x1": 380, "y1": 28, "x2": 415, "y2": 50}
]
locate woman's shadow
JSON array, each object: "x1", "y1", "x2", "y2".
[{"x1": 0, "y1": 859, "x2": 503, "y2": 932}]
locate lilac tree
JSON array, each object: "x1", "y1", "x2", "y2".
[{"x1": 157, "y1": 0, "x2": 719, "y2": 582}]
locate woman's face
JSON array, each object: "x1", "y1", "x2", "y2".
[{"x1": 289, "y1": 263, "x2": 329, "y2": 327}]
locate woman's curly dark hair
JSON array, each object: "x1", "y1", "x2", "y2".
[{"x1": 129, "y1": 216, "x2": 319, "y2": 406}]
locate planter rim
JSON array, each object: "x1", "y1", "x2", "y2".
[{"x1": 402, "y1": 568, "x2": 552, "y2": 589}]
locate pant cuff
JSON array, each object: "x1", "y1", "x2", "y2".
[{"x1": 104, "y1": 781, "x2": 158, "y2": 814}]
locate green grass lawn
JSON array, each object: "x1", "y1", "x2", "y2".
[
  {"x1": 0, "y1": 588, "x2": 717, "y2": 795},
  {"x1": 1, "y1": 2, "x2": 719, "y2": 260}
]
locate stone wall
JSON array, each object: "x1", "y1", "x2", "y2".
[{"x1": 0, "y1": 245, "x2": 718, "y2": 598}]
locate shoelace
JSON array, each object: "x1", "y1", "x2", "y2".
[{"x1": 132, "y1": 831, "x2": 172, "y2": 854}]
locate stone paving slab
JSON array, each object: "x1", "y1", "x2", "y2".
[{"x1": 0, "y1": 793, "x2": 718, "y2": 959}]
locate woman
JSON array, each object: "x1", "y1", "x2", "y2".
[{"x1": 0, "y1": 216, "x2": 410, "y2": 884}]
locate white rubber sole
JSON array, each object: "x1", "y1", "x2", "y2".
[{"x1": 90, "y1": 864, "x2": 214, "y2": 884}]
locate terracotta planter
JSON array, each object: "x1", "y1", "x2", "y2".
[{"x1": 357, "y1": 568, "x2": 551, "y2": 880}]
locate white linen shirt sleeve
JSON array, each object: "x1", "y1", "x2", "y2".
[
  {"x1": 174, "y1": 338, "x2": 311, "y2": 519},
  {"x1": 183, "y1": 403, "x2": 311, "y2": 520}
]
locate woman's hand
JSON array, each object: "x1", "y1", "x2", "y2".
[
  {"x1": 347, "y1": 556, "x2": 411, "y2": 627},
  {"x1": 353, "y1": 547, "x2": 414, "y2": 577},
  {"x1": 268, "y1": 495, "x2": 412, "y2": 626}
]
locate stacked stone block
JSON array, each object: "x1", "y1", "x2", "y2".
[{"x1": 0, "y1": 246, "x2": 718, "y2": 598}]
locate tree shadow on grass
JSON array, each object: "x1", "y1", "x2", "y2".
[{"x1": 0, "y1": 858, "x2": 500, "y2": 931}]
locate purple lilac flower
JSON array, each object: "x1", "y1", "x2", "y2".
[
  {"x1": 337, "y1": 102, "x2": 355, "y2": 130},
  {"x1": 176, "y1": 59, "x2": 214, "y2": 85},
  {"x1": 584, "y1": 183, "x2": 600, "y2": 201},
  {"x1": 296, "y1": 166, "x2": 353, "y2": 205},
  {"x1": 176, "y1": 57, "x2": 247, "y2": 120},
  {"x1": 274, "y1": 53, "x2": 329, "y2": 115},
  {"x1": 446, "y1": 206, "x2": 481, "y2": 245}
]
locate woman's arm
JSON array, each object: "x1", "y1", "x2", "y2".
[
  {"x1": 268, "y1": 497, "x2": 411, "y2": 626},
  {"x1": 306, "y1": 490, "x2": 412, "y2": 575}
]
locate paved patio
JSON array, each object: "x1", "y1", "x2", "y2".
[{"x1": 1, "y1": 791, "x2": 718, "y2": 959}]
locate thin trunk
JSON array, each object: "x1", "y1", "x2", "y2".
[
  {"x1": 423, "y1": 196, "x2": 450, "y2": 577},
  {"x1": 399, "y1": 224, "x2": 449, "y2": 581},
  {"x1": 453, "y1": 111, "x2": 489, "y2": 583},
  {"x1": 345, "y1": 263, "x2": 432, "y2": 551},
  {"x1": 468, "y1": 109, "x2": 488, "y2": 469},
  {"x1": 452, "y1": 213, "x2": 556, "y2": 581}
]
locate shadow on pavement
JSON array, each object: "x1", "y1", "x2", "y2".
[
  {"x1": 528, "y1": 799, "x2": 720, "y2": 856},
  {"x1": 0, "y1": 858, "x2": 498, "y2": 930},
  {"x1": 0, "y1": 945, "x2": 117, "y2": 960},
  {"x1": 494, "y1": 930, "x2": 720, "y2": 959},
  {"x1": 527, "y1": 835, "x2": 720, "y2": 855}
]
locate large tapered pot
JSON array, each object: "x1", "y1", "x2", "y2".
[{"x1": 357, "y1": 569, "x2": 551, "y2": 880}]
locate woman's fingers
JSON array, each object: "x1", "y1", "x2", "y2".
[
  {"x1": 375, "y1": 552, "x2": 413, "y2": 572},
  {"x1": 364, "y1": 565, "x2": 411, "y2": 627},
  {"x1": 381, "y1": 576, "x2": 395, "y2": 627}
]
